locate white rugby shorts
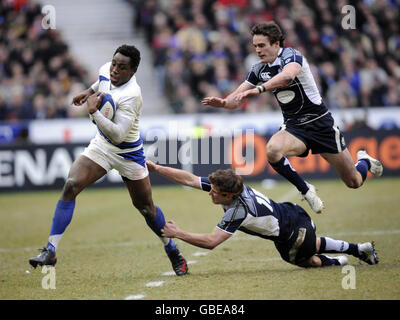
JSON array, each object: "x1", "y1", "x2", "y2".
[{"x1": 82, "y1": 137, "x2": 148, "y2": 181}]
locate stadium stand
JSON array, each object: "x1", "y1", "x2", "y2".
[
  {"x1": 0, "y1": 0, "x2": 399, "y2": 120},
  {"x1": 129, "y1": 0, "x2": 400, "y2": 113}
]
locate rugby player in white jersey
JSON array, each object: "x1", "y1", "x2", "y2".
[
  {"x1": 29, "y1": 45, "x2": 188, "y2": 276},
  {"x1": 202, "y1": 21, "x2": 383, "y2": 214},
  {"x1": 147, "y1": 161, "x2": 379, "y2": 269}
]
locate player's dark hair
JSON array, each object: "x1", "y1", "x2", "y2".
[
  {"x1": 251, "y1": 21, "x2": 285, "y2": 47},
  {"x1": 114, "y1": 44, "x2": 141, "y2": 70},
  {"x1": 208, "y1": 169, "x2": 243, "y2": 196}
]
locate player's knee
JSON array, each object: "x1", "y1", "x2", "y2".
[
  {"x1": 344, "y1": 176, "x2": 362, "y2": 189},
  {"x1": 135, "y1": 203, "x2": 155, "y2": 219},
  {"x1": 61, "y1": 178, "x2": 81, "y2": 200},
  {"x1": 266, "y1": 142, "x2": 282, "y2": 162},
  {"x1": 297, "y1": 256, "x2": 321, "y2": 268}
]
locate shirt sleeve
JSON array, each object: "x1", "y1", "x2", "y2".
[
  {"x1": 217, "y1": 206, "x2": 246, "y2": 234},
  {"x1": 281, "y1": 48, "x2": 303, "y2": 67},
  {"x1": 91, "y1": 95, "x2": 139, "y2": 144},
  {"x1": 91, "y1": 80, "x2": 99, "y2": 92},
  {"x1": 245, "y1": 66, "x2": 259, "y2": 86},
  {"x1": 199, "y1": 177, "x2": 211, "y2": 192}
]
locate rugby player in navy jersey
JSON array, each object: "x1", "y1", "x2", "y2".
[
  {"x1": 202, "y1": 21, "x2": 383, "y2": 214},
  {"x1": 28, "y1": 45, "x2": 188, "y2": 276},
  {"x1": 147, "y1": 160, "x2": 378, "y2": 268}
]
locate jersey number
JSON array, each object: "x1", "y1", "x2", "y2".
[{"x1": 253, "y1": 189, "x2": 273, "y2": 212}]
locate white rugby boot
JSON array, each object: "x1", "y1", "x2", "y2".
[
  {"x1": 358, "y1": 242, "x2": 379, "y2": 265},
  {"x1": 301, "y1": 183, "x2": 324, "y2": 214},
  {"x1": 357, "y1": 150, "x2": 383, "y2": 177}
]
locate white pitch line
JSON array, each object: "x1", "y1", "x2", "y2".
[
  {"x1": 124, "y1": 294, "x2": 146, "y2": 300},
  {"x1": 145, "y1": 281, "x2": 164, "y2": 287},
  {"x1": 192, "y1": 251, "x2": 209, "y2": 257}
]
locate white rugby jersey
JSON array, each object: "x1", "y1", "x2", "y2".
[
  {"x1": 90, "y1": 62, "x2": 143, "y2": 153},
  {"x1": 246, "y1": 47, "x2": 328, "y2": 125}
]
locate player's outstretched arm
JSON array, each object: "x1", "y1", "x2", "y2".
[
  {"x1": 146, "y1": 160, "x2": 202, "y2": 189},
  {"x1": 201, "y1": 81, "x2": 254, "y2": 110},
  {"x1": 162, "y1": 221, "x2": 231, "y2": 250},
  {"x1": 235, "y1": 63, "x2": 301, "y2": 101}
]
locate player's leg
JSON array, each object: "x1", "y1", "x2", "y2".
[
  {"x1": 124, "y1": 176, "x2": 188, "y2": 275},
  {"x1": 29, "y1": 155, "x2": 107, "y2": 268},
  {"x1": 266, "y1": 129, "x2": 309, "y2": 192},
  {"x1": 267, "y1": 129, "x2": 324, "y2": 213},
  {"x1": 321, "y1": 149, "x2": 365, "y2": 188},
  {"x1": 318, "y1": 236, "x2": 378, "y2": 265}
]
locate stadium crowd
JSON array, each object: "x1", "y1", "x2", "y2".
[
  {"x1": 0, "y1": 0, "x2": 91, "y2": 121},
  {"x1": 130, "y1": 0, "x2": 400, "y2": 113},
  {"x1": 0, "y1": 0, "x2": 399, "y2": 121}
]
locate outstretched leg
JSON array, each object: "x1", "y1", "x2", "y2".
[
  {"x1": 124, "y1": 176, "x2": 188, "y2": 276},
  {"x1": 29, "y1": 155, "x2": 106, "y2": 268},
  {"x1": 321, "y1": 149, "x2": 382, "y2": 189},
  {"x1": 267, "y1": 130, "x2": 324, "y2": 213}
]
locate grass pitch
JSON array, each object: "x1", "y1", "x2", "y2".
[{"x1": 0, "y1": 177, "x2": 399, "y2": 300}]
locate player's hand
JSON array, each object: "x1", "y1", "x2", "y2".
[
  {"x1": 72, "y1": 88, "x2": 94, "y2": 106},
  {"x1": 234, "y1": 88, "x2": 259, "y2": 102},
  {"x1": 86, "y1": 92, "x2": 104, "y2": 114},
  {"x1": 201, "y1": 97, "x2": 226, "y2": 108},
  {"x1": 145, "y1": 160, "x2": 158, "y2": 172},
  {"x1": 161, "y1": 220, "x2": 179, "y2": 238}
]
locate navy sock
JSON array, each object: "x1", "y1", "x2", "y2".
[
  {"x1": 316, "y1": 254, "x2": 341, "y2": 267},
  {"x1": 47, "y1": 200, "x2": 75, "y2": 252},
  {"x1": 269, "y1": 157, "x2": 309, "y2": 194},
  {"x1": 355, "y1": 159, "x2": 370, "y2": 182}
]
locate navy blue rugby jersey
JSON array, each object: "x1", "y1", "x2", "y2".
[
  {"x1": 200, "y1": 177, "x2": 300, "y2": 242},
  {"x1": 246, "y1": 47, "x2": 328, "y2": 125}
]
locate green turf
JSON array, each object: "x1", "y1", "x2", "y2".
[{"x1": 0, "y1": 177, "x2": 399, "y2": 300}]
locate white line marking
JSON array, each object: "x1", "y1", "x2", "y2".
[
  {"x1": 2, "y1": 229, "x2": 399, "y2": 253},
  {"x1": 192, "y1": 251, "x2": 209, "y2": 257},
  {"x1": 187, "y1": 260, "x2": 197, "y2": 265},
  {"x1": 161, "y1": 271, "x2": 176, "y2": 276},
  {"x1": 146, "y1": 281, "x2": 164, "y2": 287},
  {"x1": 124, "y1": 294, "x2": 146, "y2": 300}
]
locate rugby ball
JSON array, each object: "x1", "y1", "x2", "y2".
[{"x1": 90, "y1": 93, "x2": 115, "y2": 122}]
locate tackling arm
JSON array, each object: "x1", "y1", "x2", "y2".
[
  {"x1": 146, "y1": 160, "x2": 201, "y2": 189},
  {"x1": 162, "y1": 221, "x2": 232, "y2": 250}
]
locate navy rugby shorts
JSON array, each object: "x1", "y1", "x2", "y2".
[
  {"x1": 274, "y1": 205, "x2": 317, "y2": 265},
  {"x1": 281, "y1": 112, "x2": 347, "y2": 157}
]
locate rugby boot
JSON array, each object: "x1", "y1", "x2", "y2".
[
  {"x1": 29, "y1": 247, "x2": 57, "y2": 268},
  {"x1": 358, "y1": 242, "x2": 379, "y2": 265},
  {"x1": 167, "y1": 248, "x2": 188, "y2": 276},
  {"x1": 301, "y1": 183, "x2": 324, "y2": 213}
]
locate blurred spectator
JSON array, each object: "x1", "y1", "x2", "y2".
[
  {"x1": 130, "y1": 0, "x2": 400, "y2": 113},
  {"x1": 0, "y1": 0, "x2": 91, "y2": 121}
]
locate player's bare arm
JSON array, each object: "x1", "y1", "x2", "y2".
[
  {"x1": 235, "y1": 62, "x2": 301, "y2": 101},
  {"x1": 72, "y1": 87, "x2": 96, "y2": 106},
  {"x1": 201, "y1": 81, "x2": 254, "y2": 110},
  {"x1": 146, "y1": 160, "x2": 201, "y2": 189},
  {"x1": 161, "y1": 221, "x2": 231, "y2": 250}
]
